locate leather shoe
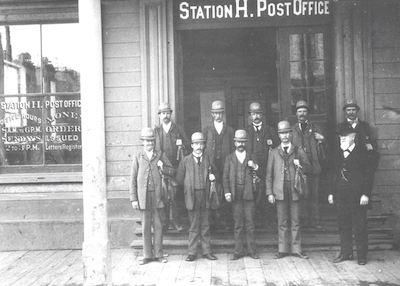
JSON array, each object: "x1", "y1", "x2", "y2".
[
  {"x1": 358, "y1": 259, "x2": 367, "y2": 265},
  {"x1": 249, "y1": 253, "x2": 259, "y2": 259},
  {"x1": 230, "y1": 254, "x2": 243, "y2": 260},
  {"x1": 333, "y1": 254, "x2": 353, "y2": 263},
  {"x1": 185, "y1": 255, "x2": 196, "y2": 262},
  {"x1": 139, "y1": 258, "x2": 150, "y2": 265},
  {"x1": 203, "y1": 253, "x2": 218, "y2": 260},
  {"x1": 292, "y1": 252, "x2": 309, "y2": 259},
  {"x1": 274, "y1": 252, "x2": 288, "y2": 259}
]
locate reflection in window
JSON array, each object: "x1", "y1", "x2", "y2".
[
  {"x1": 289, "y1": 33, "x2": 326, "y2": 115},
  {"x1": 0, "y1": 24, "x2": 81, "y2": 171}
]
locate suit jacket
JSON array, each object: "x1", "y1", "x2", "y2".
[
  {"x1": 291, "y1": 122, "x2": 324, "y2": 175},
  {"x1": 176, "y1": 154, "x2": 219, "y2": 210},
  {"x1": 266, "y1": 145, "x2": 312, "y2": 201},
  {"x1": 154, "y1": 122, "x2": 190, "y2": 167},
  {"x1": 331, "y1": 145, "x2": 371, "y2": 203},
  {"x1": 129, "y1": 150, "x2": 175, "y2": 209},
  {"x1": 203, "y1": 123, "x2": 235, "y2": 162},
  {"x1": 223, "y1": 152, "x2": 259, "y2": 201},
  {"x1": 336, "y1": 119, "x2": 377, "y2": 151}
]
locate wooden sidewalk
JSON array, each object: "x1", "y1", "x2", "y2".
[{"x1": 1, "y1": 249, "x2": 400, "y2": 286}]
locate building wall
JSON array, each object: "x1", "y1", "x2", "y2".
[{"x1": 371, "y1": 2, "x2": 400, "y2": 244}]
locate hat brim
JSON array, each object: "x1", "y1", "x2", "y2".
[
  {"x1": 277, "y1": 128, "x2": 292, "y2": 133},
  {"x1": 234, "y1": 138, "x2": 248, "y2": 142},
  {"x1": 296, "y1": 106, "x2": 309, "y2": 111},
  {"x1": 158, "y1": 109, "x2": 173, "y2": 114},
  {"x1": 140, "y1": 136, "x2": 155, "y2": 140},
  {"x1": 343, "y1": 104, "x2": 360, "y2": 111}
]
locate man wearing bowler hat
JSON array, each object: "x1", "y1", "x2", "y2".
[
  {"x1": 155, "y1": 102, "x2": 190, "y2": 232},
  {"x1": 129, "y1": 127, "x2": 175, "y2": 265},
  {"x1": 291, "y1": 100, "x2": 325, "y2": 229},
  {"x1": 329, "y1": 128, "x2": 370, "y2": 265},
  {"x1": 176, "y1": 132, "x2": 219, "y2": 262},
  {"x1": 266, "y1": 121, "x2": 312, "y2": 259},
  {"x1": 223, "y1": 129, "x2": 260, "y2": 260}
]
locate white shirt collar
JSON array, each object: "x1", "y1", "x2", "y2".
[
  {"x1": 347, "y1": 143, "x2": 356, "y2": 152},
  {"x1": 162, "y1": 121, "x2": 172, "y2": 133},
  {"x1": 281, "y1": 143, "x2": 292, "y2": 152},
  {"x1": 253, "y1": 123, "x2": 262, "y2": 131},
  {"x1": 192, "y1": 152, "x2": 203, "y2": 159},
  {"x1": 235, "y1": 150, "x2": 246, "y2": 163},
  {"x1": 214, "y1": 121, "x2": 223, "y2": 134},
  {"x1": 144, "y1": 149, "x2": 154, "y2": 160}
]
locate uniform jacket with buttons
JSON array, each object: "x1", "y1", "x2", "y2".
[
  {"x1": 223, "y1": 152, "x2": 259, "y2": 201},
  {"x1": 176, "y1": 154, "x2": 219, "y2": 211},
  {"x1": 203, "y1": 123, "x2": 235, "y2": 163},
  {"x1": 266, "y1": 145, "x2": 312, "y2": 201},
  {"x1": 129, "y1": 150, "x2": 175, "y2": 209}
]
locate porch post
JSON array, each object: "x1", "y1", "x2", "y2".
[{"x1": 79, "y1": 0, "x2": 112, "y2": 285}]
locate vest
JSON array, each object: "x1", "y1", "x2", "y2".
[
  {"x1": 161, "y1": 129, "x2": 174, "y2": 163},
  {"x1": 147, "y1": 162, "x2": 156, "y2": 191},
  {"x1": 193, "y1": 157, "x2": 205, "y2": 190},
  {"x1": 215, "y1": 132, "x2": 223, "y2": 160},
  {"x1": 235, "y1": 156, "x2": 246, "y2": 185}
]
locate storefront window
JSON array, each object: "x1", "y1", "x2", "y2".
[
  {"x1": 289, "y1": 33, "x2": 326, "y2": 115},
  {"x1": 0, "y1": 24, "x2": 81, "y2": 173}
]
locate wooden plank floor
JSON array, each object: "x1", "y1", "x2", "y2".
[{"x1": 1, "y1": 249, "x2": 400, "y2": 286}]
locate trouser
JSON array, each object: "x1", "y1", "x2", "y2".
[
  {"x1": 161, "y1": 192, "x2": 181, "y2": 230},
  {"x1": 188, "y1": 189, "x2": 211, "y2": 255},
  {"x1": 301, "y1": 174, "x2": 320, "y2": 226},
  {"x1": 141, "y1": 190, "x2": 163, "y2": 259},
  {"x1": 232, "y1": 184, "x2": 257, "y2": 256},
  {"x1": 276, "y1": 180, "x2": 301, "y2": 253}
]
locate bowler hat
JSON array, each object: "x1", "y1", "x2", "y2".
[
  {"x1": 296, "y1": 100, "x2": 309, "y2": 111},
  {"x1": 343, "y1": 99, "x2": 360, "y2": 111},
  {"x1": 249, "y1": 102, "x2": 263, "y2": 113},
  {"x1": 191, "y1": 132, "x2": 205, "y2": 143},
  {"x1": 211, "y1": 100, "x2": 225, "y2": 112},
  {"x1": 140, "y1": 127, "x2": 156, "y2": 140},
  {"x1": 158, "y1": 102, "x2": 172, "y2": 114},
  {"x1": 234, "y1": 129, "x2": 248, "y2": 142},
  {"x1": 277, "y1": 121, "x2": 292, "y2": 133}
]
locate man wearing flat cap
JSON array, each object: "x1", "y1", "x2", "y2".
[
  {"x1": 155, "y1": 102, "x2": 190, "y2": 232},
  {"x1": 266, "y1": 121, "x2": 312, "y2": 260},
  {"x1": 291, "y1": 100, "x2": 325, "y2": 229},
  {"x1": 328, "y1": 128, "x2": 370, "y2": 265},
  {"x1": 223, "y1": 129, "x2": 260, "y2": 260}
]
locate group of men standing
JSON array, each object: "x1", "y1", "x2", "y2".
[{"x1": 129, "y1": 98, "x2": 377, "y2": 266}]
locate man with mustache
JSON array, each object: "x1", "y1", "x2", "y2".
[
  {"x1": 155, "y1": 102, "x2": 190, "y2": 232},
  {"x1": 176, "y1": 132, "x2": 219, "y2": 262},
  {"x1": 223, "y1": 129, "x2": 260, "y2": 260},
  {"x1": 291, "y1": 100, "x2": 325, "y2": 229},
  {"x1": 129, "y1": 127, "x2": 175, "y2": 265}
]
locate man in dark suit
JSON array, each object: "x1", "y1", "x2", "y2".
[
  {"x1": 266, "y1": 121, "x2": 312, "y2": 259},
  {"x1": 223, "y1": 129, "x2": 260, "y2": 260},
  {"x1": 176, "y1": 132, "x2": 219, "y2": 262},
  {"x1": 328, "y1": 128, "x2": 370, "y2": 265},
  {"x1": 154, "y1": 102, "x2": 190, "y2": 232},
  {"x1": 291, "y1": 100, "x2": 325, "y2": 229}
]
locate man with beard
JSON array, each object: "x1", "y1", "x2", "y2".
[
  {"x1": 130, "y1": 127, "x2": 175, "y2": 265},
  {"x1": 266, "y1": 121, "x2": 312, "y2": 259},
  {"x1": 223, "y1": 129, "x2": 260, "y2": 260},
  {"x1": 328, "y1": 128, "x2": 370, "y2": 265},
  {"x1": 176, "y1": 132, "x2": 219, "y2": 262},
  {"x1": 203, "y1": 100, "x2": 235, "y2": 229},
  {"x1": 291, "y1": 100, "x2": 325, "y2": 229},
  {"x1": 155, "y1": 102, "x2": 190, "y2": 232}
]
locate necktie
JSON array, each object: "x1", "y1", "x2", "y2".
[
  {"x1": 255, "y1": 125, "x2": 260, "y2": 133},
  {"x1": 197, "y1": 157, "x2": 201, "y2": 166},
  {"x1": 300, "y1": 122, "x2": 307, "y2": 131},
  {"x1": 284, "y1": 146, "x2": 289, "y2": 154}
]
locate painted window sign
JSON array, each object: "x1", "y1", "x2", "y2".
[
  {"x1": 0, "y1": 24, "x2": 81, "y2": 169},
  {"x1": 179, "y1": 0, "x2": 330, "y2": 20}
]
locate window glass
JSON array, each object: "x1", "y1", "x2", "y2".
[{"x1": 0, "y1": 24, "x2": 81, "y2": 171}]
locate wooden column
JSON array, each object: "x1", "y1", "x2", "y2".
[{"x1": 79, "y1": 0, "x2": 111, "y2": 285}]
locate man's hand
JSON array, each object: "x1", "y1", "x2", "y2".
[
  {"x1": 225, "y1": 193, "x2": 232, "y2": 203},
  {"x1": 314, "y1": 132, "x2": 324, "y2": 140},
  {"x1": 157, "y1": 160, "x2": 164, "y2": 169},
  {"x1": 360, "y1": 195, "x2": 369, "y2": 205},
  {"x1": 328, "y1": 194, "x2": 334, "y2": 204},
  {"x1": 293, "y1": 159, "x2": 300, "y2": 167},
  {"x1": 248, "y1": 160, "x2": 256, "y2": 169},
  {"x1": 176, "y1": 139, "x2": 183, "y2": 146},
  {"x1": 209, "y1": 174, "x2": 215, "y2": 181},
  {"x1": 268, "y1": 194, "x2": 275, "y2": 204},
  {"x1": 366, "y1": 143, "x2": 373, "y2": 151},
  {"x1": 132, "y1": 201, "x2": 139, "y2": 210}
]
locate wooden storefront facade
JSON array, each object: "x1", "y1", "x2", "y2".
[{"x1": 0, "y1": 0, "x2": 400, "y2": 257}]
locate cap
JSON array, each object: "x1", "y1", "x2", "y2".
[
  {"x1": 234, "y1": 129, "x2": 248, "y2": 142},
  {"x1": 140, "y1": 127, "x2": 156, "y2": 140},
  {"x1": 343, "y1": 99, "x2": 360, "y2": 111},
  {"x1": 249, "y1": 102, "x2": 263, "y2": 113},
  {"x1": 211, "y1": 100, "x2": 225, "y2": 112},
  {"x1": 296, "y1": 100, "x2": 309, "y2": 111},
  {"x1": 158, "y1": 102, "x2": 172, "y2": 114},
  {"x1": 191, "y1": 132, "x2": 205, "y2": 143},
  {"x1": 277, "y1": 121, "x2": 292, "y2": 133}
]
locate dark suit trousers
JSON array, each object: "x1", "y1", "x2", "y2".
[
  {"x1": 188, "y1": 190, "x2": 211, "y2": 255},
  {"x1": 233, "y1": 184, "x2": 257, "y2": 256},
  {"x1": 141, "y1": 190, "x2": 163, "y2": 259},
  {"x1": 276, "y1": 181, "x2": 301, "y2": 253},
  {"x1": 337, "y1": 187, "x2": 368, "y2": 259}
]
